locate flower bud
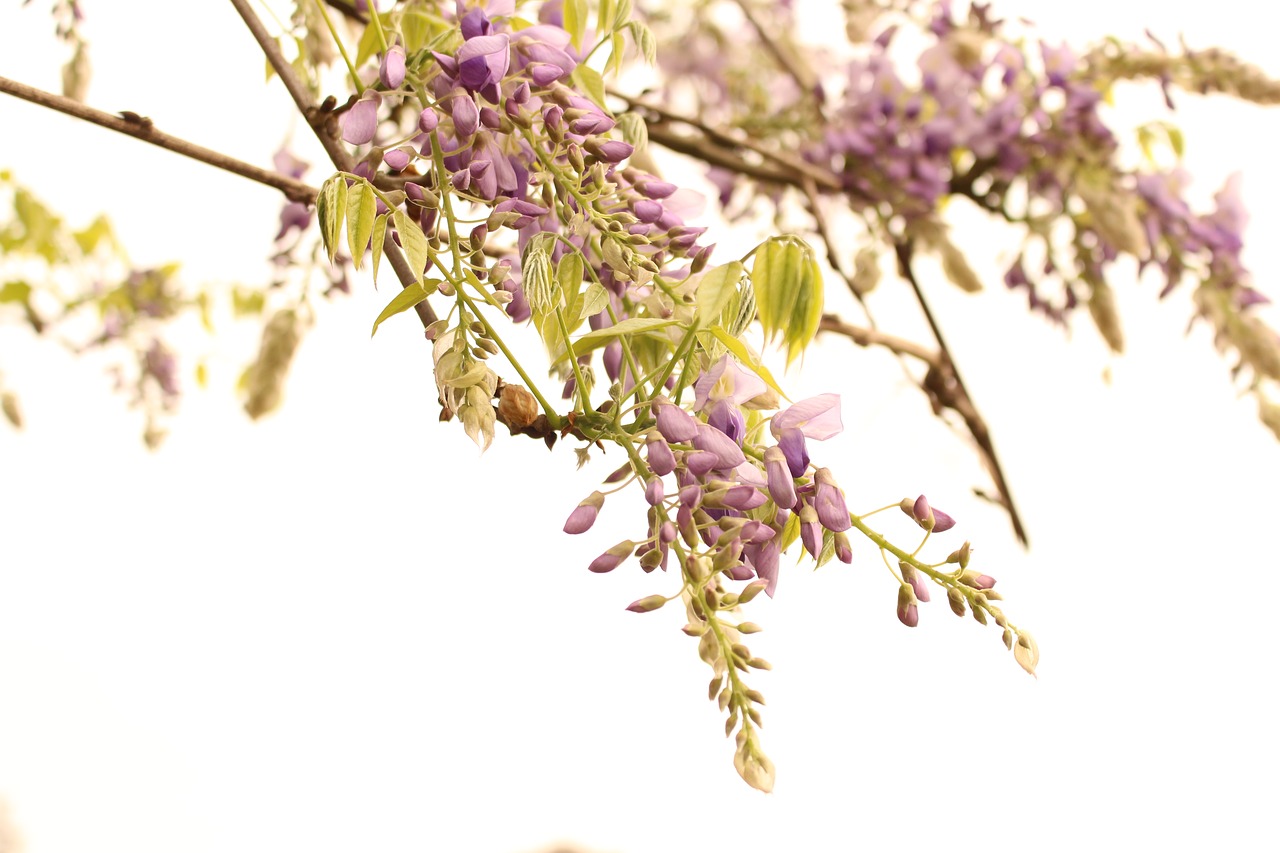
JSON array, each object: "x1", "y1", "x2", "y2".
[
  {"x1": 626, "y1": 594, "x2": 667, "y2": 613},
  {"x1": 644, "y1": 478, "x2": 665, "y2": 506},
  {"x1": 379, "y1": 44, "x2": 406, "y2": 89},
  {"x1": 418, "y1": 107, "x2": 440, "y2": 134},
  {"x1": 896, "y1": 585, "x2": 919, "y2": 627},
  {"x1": 764, "y1": 446, "x2": 797, "y2": 509},
  {"x1": 652, "y1": 395, "x2": 698, "y2": 442},
  {"x1": 646, "y1": 433, "x2": 677, "y2": 476},
  {"x1": 960, "y1": 570, "x2": 996, "y2": 590},
  {"x1": 947, "y1": 586, "x2": 966, "y2": 617},
  {"x1": 563, "y1": 491, "x2": 604, "y2": 534},
  {"x1": 799, "y1": 502, "x2": 822, "y2": 559},
  {"x1": 833, "y1": 531, "x2": 853, "y2": 564},
  {"x1": 589, "y1": 540, "x2": 635, "y2": 573}
]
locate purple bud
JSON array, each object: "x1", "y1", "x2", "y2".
[
  {"x1": 721, "y1": 484, "x2": 767, "y2": 511},
  {"x1": 636, "y1": 179, "x2": 677, "y2": 199},
  {"x1": 563, "y1": 491, "x2": 604, "y2": 534},
  {"x1": 753, "y1": 539, "x2": 782, "y2": 597},
  {"x1": 660, "y1": 522, "x2": 677, "y2": 544},
  {"x1": 897, "y1": 586, "x2": 919, "y2": 628},
  {"x1": 725, "y1": 564, "x2": 755, "y2": 581},
  {"x1": 646, "y1": 434, "x2": 677, "y2": 476},
  {"x1": 379, "y1": 44, "x2": 406, "y2": 89},
  {"x1": 645, "y1": 478, "x2": 665, "y2": 506},
  {"x1": 584, "y1": 138, "x2": 634, "y2": 163},
  {"x1": 813, "y1": 468, "x2": 851, "y2": 532},
  {"x1": 340, "y1": 94, "x2": 381, "y2": 145},
  {"x1": 685, "y1": 451, "x2": 719, "y2": 477},
  {"x1": 652, "y1": 396, "x2": 697, "y2": 442},
  {"x1": 626, "y1": 594, "x2": 667, "y2": 613},
  {"x1": 589, "y1": 540, "x2": 635, "y2": 573},
  {"x1": 678, "y1": 484, "x2": 702, "y2": 509},
  {"x1": 418, "y1": 107, "x2": 440, "y2": 134},
  {"x1": 383, "y1": 147, "x2": 412, "y2": 171},
  {"x1": 833, "y1": 531, "x2": 853, "y2": 564},
  {"x1": 451, "y1": 92, "x2": 479, "y2": 138},
  {"x1": 799, "y1": 502, "x2": 822, "y2": 559},
  {"x1": 764, "y1": 446, "x2": 797, "y2": 509}
]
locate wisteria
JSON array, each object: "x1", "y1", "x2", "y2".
[{"x1": 4, "y1": 0, "x2": 1279, "y2": 793}]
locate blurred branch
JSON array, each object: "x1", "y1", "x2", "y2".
[{"x1": 0, "y1": 75, "x2": 318, "y2": 204}]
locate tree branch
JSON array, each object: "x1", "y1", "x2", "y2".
[
  {"x1": 893, "y1": 241, "x2": 1028, "y2": 545},
  {"x1": 0, "y1": 75, "x2": 318, "y2": 204},
  {"x1": 818, "y1": 314, "x2": 936, "y2": 363}
]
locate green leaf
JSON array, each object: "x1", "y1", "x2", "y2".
[
  {"x1": 613, "y1": 0, "x2": 633, "y2": 28},
  {"x1": 694, "y1": 261, "x2": 745, "y2": 329},
  {"x1": 579, "y1": 280, "x2": 610, "y2": 320},
  {"x1": 0, "y1": 281, "x2": 32, "y2": 305},
  {"x1": 355, "y1": 17, "x2": 388, "y2": 68},
  {"x1": 710, "y1": 327, "x2": 788, "y2": 402},
  {"x1": 557, "y1": 252, "x2": 586, "y2": 312},
  {"x1": 345, "y1": 182, "x2": 377, "y2": 270},
  {"x1": 627, "y1": 20, "x2": 656, "y2": 64},
  {"x1": 571, "y1": 64, "x2": 610, "y2": 112},
  {"x1": 554, "y1": 317, "x2": 678, "y2": 363},
  {"x1": 371, "y1": 279, "x2": 439, "y2": 337},
  {"x1": 393, "y1": 209, "x2": 430, "y2": 278},
  {"x1": 564, "y1": 0, "x2": 588, "y2": 50},
  {"x1": 370, "y1": 212, "x2": 389, "y2": 287},
  {"x1": 72, "y1": 214, "x2": 117, "y2": 256},
  {"x1": 317, "y1": 177, "x2": 347, "y2": 263},
  {"x1": 598, "y1": 0, "x2": 616, "y2": 35},
  {"x1": 609, "y1": 30, "x2": 627, "y2": 75}
]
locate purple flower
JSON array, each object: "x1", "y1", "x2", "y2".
[
  {"x1": 706, "y1": 399, "x2": 745, "y2": 445},
  {"x1": 903, "y1": 494, "x2": 956, "y2": 532},
  {"x1": 799, "y1": 502, "x2": 822, "y2": 559},
  {"x1": 897, "y1": 586, "x2": 919, "y2": 628},
  {"x1": 340, "y1": 93, "x2": 381, "y2": 145},
  {"x1": 692, "y1": 423, "x2": 746, "y2": 469},
  {"x1": 644, "y1": 478, "x2": 665, "y2": 506},
  {"x1": 694, "y1": 355, "x2": 768, "y2": 411},
  {"x1": 564, "y1": 491, "x2": 604, "y2": 534},
  {"x1": 275, "y1": 201, "x2": 313, "y2": 241},
  {"x1": 457, "y1": 33, "x2": 511, "y2": 93},
  {"x1": 380, "y1": 44, "x2": 406, "y2": 89}
]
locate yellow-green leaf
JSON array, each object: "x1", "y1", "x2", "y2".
[
  {"x1": 370, "y1": 212, "x2": 388, "y2": 287},
  {"x1": 345, "y1": 182, "x2": 377, "y2": 270},
  {"x1": 571, "y1": 64, "x2": 610, "y2": 112},
  {"x1": 393, "y1": 209, "x2": 430, "y2": 278},
  {"x1": 694, "y1": 261, "x2": 745, "y2": 329},
  {"x1": 564, "y1": 0, "x2": 588, "y2": 50},
  {"x1": 710, "y1": 327, "x2": 788, "y2": 401},
  {"x1": 372, "y1": 279, "x2": 439, "y2": 337}
]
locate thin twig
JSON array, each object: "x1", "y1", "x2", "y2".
[
  {"x1": 893, "y1": 240, "x2": 1028, "y2": 545},
  {"x1": 0, "y1": 75, "x2": 318, "y2": 204},
  {"x1": 729, "y1": 0, "x2": 823, "y2": 118}
]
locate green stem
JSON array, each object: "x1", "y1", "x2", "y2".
[{"x1": 311, "y1": 0, "x2": 362, "y2": 93}]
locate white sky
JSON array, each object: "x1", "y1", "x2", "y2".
[{"x1": 1, "y1": 2, "x2": 1278, "y2": 852}]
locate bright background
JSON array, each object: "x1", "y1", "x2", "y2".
[{"x1": 2, "y1": 2, "x2": 1278, "y2": 851}]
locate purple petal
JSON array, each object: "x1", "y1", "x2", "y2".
[
  {"x1": 380, "y1": 44, "x2": 406, "y2": 89},
  {"x1": 692, "y1": 423, "x2": 746, "y2": 469},
  {"x1": 772, "y1": 393, "x2": 843, "y2": 440}
]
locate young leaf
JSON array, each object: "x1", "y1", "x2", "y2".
[
  {"x1": 370, "y1": 212, "x2": 388, "y2": 287},
  {"x1": 371, "y1": 279, "x2": 439, "y2": 337},
  {"x1": 392, "y1": 209, "x2": 430, "y2": 277},
  {"x1": 564, "y1": 0, "x2": 588, "y2": 51},
  {"x1": 554, "y1": 317, "x2": 677, "y2": 363},
  {"x1": 571, "y1": 65, "x2": 610, "y2": 112},
  {"x1": 345, "y1": 182, "x2": 377, "y2": 270},
  {"x1": 694, "y1": 261, "x2": 745, "y2": 330}
]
